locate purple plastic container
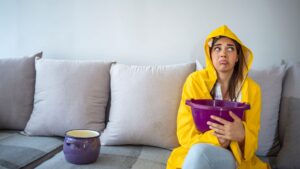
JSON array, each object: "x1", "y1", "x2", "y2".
[
  {"x1": 186, "y1": 99, "x2": 250, "y2": 133},
  {"x1": 63, "y1": 129, "x2": 100, "y2": 164}
]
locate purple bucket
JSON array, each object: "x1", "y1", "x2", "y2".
[
  {"x1": 186, "y1": 99, "x2": 250, "y2": 133},
  {"x1": 63, "y1": 129, "x2": 100, "y2": 164}
]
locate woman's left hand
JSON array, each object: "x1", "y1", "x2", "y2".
[{"x1": 207, "y1": 111, "x2": 245, "y2": 143}]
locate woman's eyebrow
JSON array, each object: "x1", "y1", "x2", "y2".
[
  {"x1": 227, "y1": 44, "x2": 235, "y2": 46},
  {"x1": 214, "y1": 43, "x2": 235, "y2": 47}
]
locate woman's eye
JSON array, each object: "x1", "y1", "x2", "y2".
[
  {"x1": 227, "y1": 47, "x2": 235, "y2": 52},
  {"x1": 213, "y1": 47, "x2": 221, "y2": 52}
]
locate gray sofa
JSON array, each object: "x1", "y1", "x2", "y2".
[{"x1": 0, "y1": 54, "x2": 299, "y2": 169}]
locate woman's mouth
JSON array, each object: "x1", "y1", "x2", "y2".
[{"x1": 219, "y1": 60, "x2": 228, "y2": 64}]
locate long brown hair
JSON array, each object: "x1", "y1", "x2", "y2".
[{"x1": 209, "y1": 36, "x2": 248, "y2": 101}]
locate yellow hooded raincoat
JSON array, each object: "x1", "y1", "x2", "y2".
[{"x1": 166, "y1": 25, "x2": 270, "y2": 169}]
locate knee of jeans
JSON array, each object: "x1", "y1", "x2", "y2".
[{"x1": 188, "y1": 144, "x2": 212, "y2": 155}]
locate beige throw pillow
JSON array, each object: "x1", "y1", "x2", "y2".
[
  {"x1": 0, "y1": 52, "x2": 42, "y2": 130},
  {"x1": 100, "y1": 63, "x2": 195, "y2": 149},
  {"x1": 249, "y1": 64, "x2": 287, "y2": 156},
  {"x1": 24, "y1": 59, "x2": 112, "y2": 136}
]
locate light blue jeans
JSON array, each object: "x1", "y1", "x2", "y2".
[{"x1": 182, "y1": 143, "x2": 236, "y2": 169}]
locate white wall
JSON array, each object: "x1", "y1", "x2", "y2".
[{"x1": 1, "y1": 0, "x2": 299, "y2": 69}]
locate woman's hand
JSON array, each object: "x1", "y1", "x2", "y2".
[
  {"x1": 207, "y1": 111, "x2": 245, "y2": 143},
  {"x1": 218, "y1": 137, "x2": 231, "y2": 148}
]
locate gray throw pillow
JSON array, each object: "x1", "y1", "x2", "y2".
[
  {"x1": 276, "y1": 63, "x2": 300, "y2": 168},
  {"x1": 249, "y1": 64, "x2": 287, "y2": 156},
  {"x1": 24, "y1": 59, "x2": 112, "y2": 136},
  {"x1": 100, "y1": 63, "x2": 195, "y2": 149},
  {"x1": 195, "y1": 60, "x2": 286, "y2": 156},
  {"x1": 0, "y1": 52, "x2": 42, "y2": 130}
]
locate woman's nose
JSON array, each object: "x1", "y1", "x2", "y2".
[{"x1": 220, "y1": 49, "x2": 227, "y2": 57}]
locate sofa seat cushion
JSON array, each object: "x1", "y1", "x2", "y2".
[
  {"x1": 36, "y1": 145, "x2": 171, "y2": 169},
  {"x1": 258, "y1": 156, "x2": 277, "y2": 169},
  {"x1": 0, "y1": 130, "x2": 63, "y2": 169}
]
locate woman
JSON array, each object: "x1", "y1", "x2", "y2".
[{"x1": 166, "y1": 25, "x2": 270, "y2": 169}]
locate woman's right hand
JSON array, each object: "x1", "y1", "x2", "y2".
[{"x1": 218, "y1": 137, "x2": 231, "y2": 148}]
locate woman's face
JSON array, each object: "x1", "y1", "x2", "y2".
[{"x1": 211, "y1": 37, "x2": 238, "y2": 74}]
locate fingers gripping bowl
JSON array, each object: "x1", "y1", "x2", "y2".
[{"x1": 186, "y1": 99, "x2": 250, "y2": 133}]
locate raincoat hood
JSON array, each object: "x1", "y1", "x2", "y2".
[{"x1": 204, "y1": 25, "x2": 253, "y2": 85}]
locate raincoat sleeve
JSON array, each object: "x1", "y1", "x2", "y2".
[
  {"x1": 230, "y1": 79, "x2": 262, "y2": 164},
  {"x1": 177, "y1": 74, "x2": 220, "y2": 148}
]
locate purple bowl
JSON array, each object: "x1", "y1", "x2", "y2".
[
  {"x1": 63, "y1": 129, "x2": 100, "y2": 164},
  {"x1": 186, "y1": 99, "x2": 250, "y2": 133}
]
